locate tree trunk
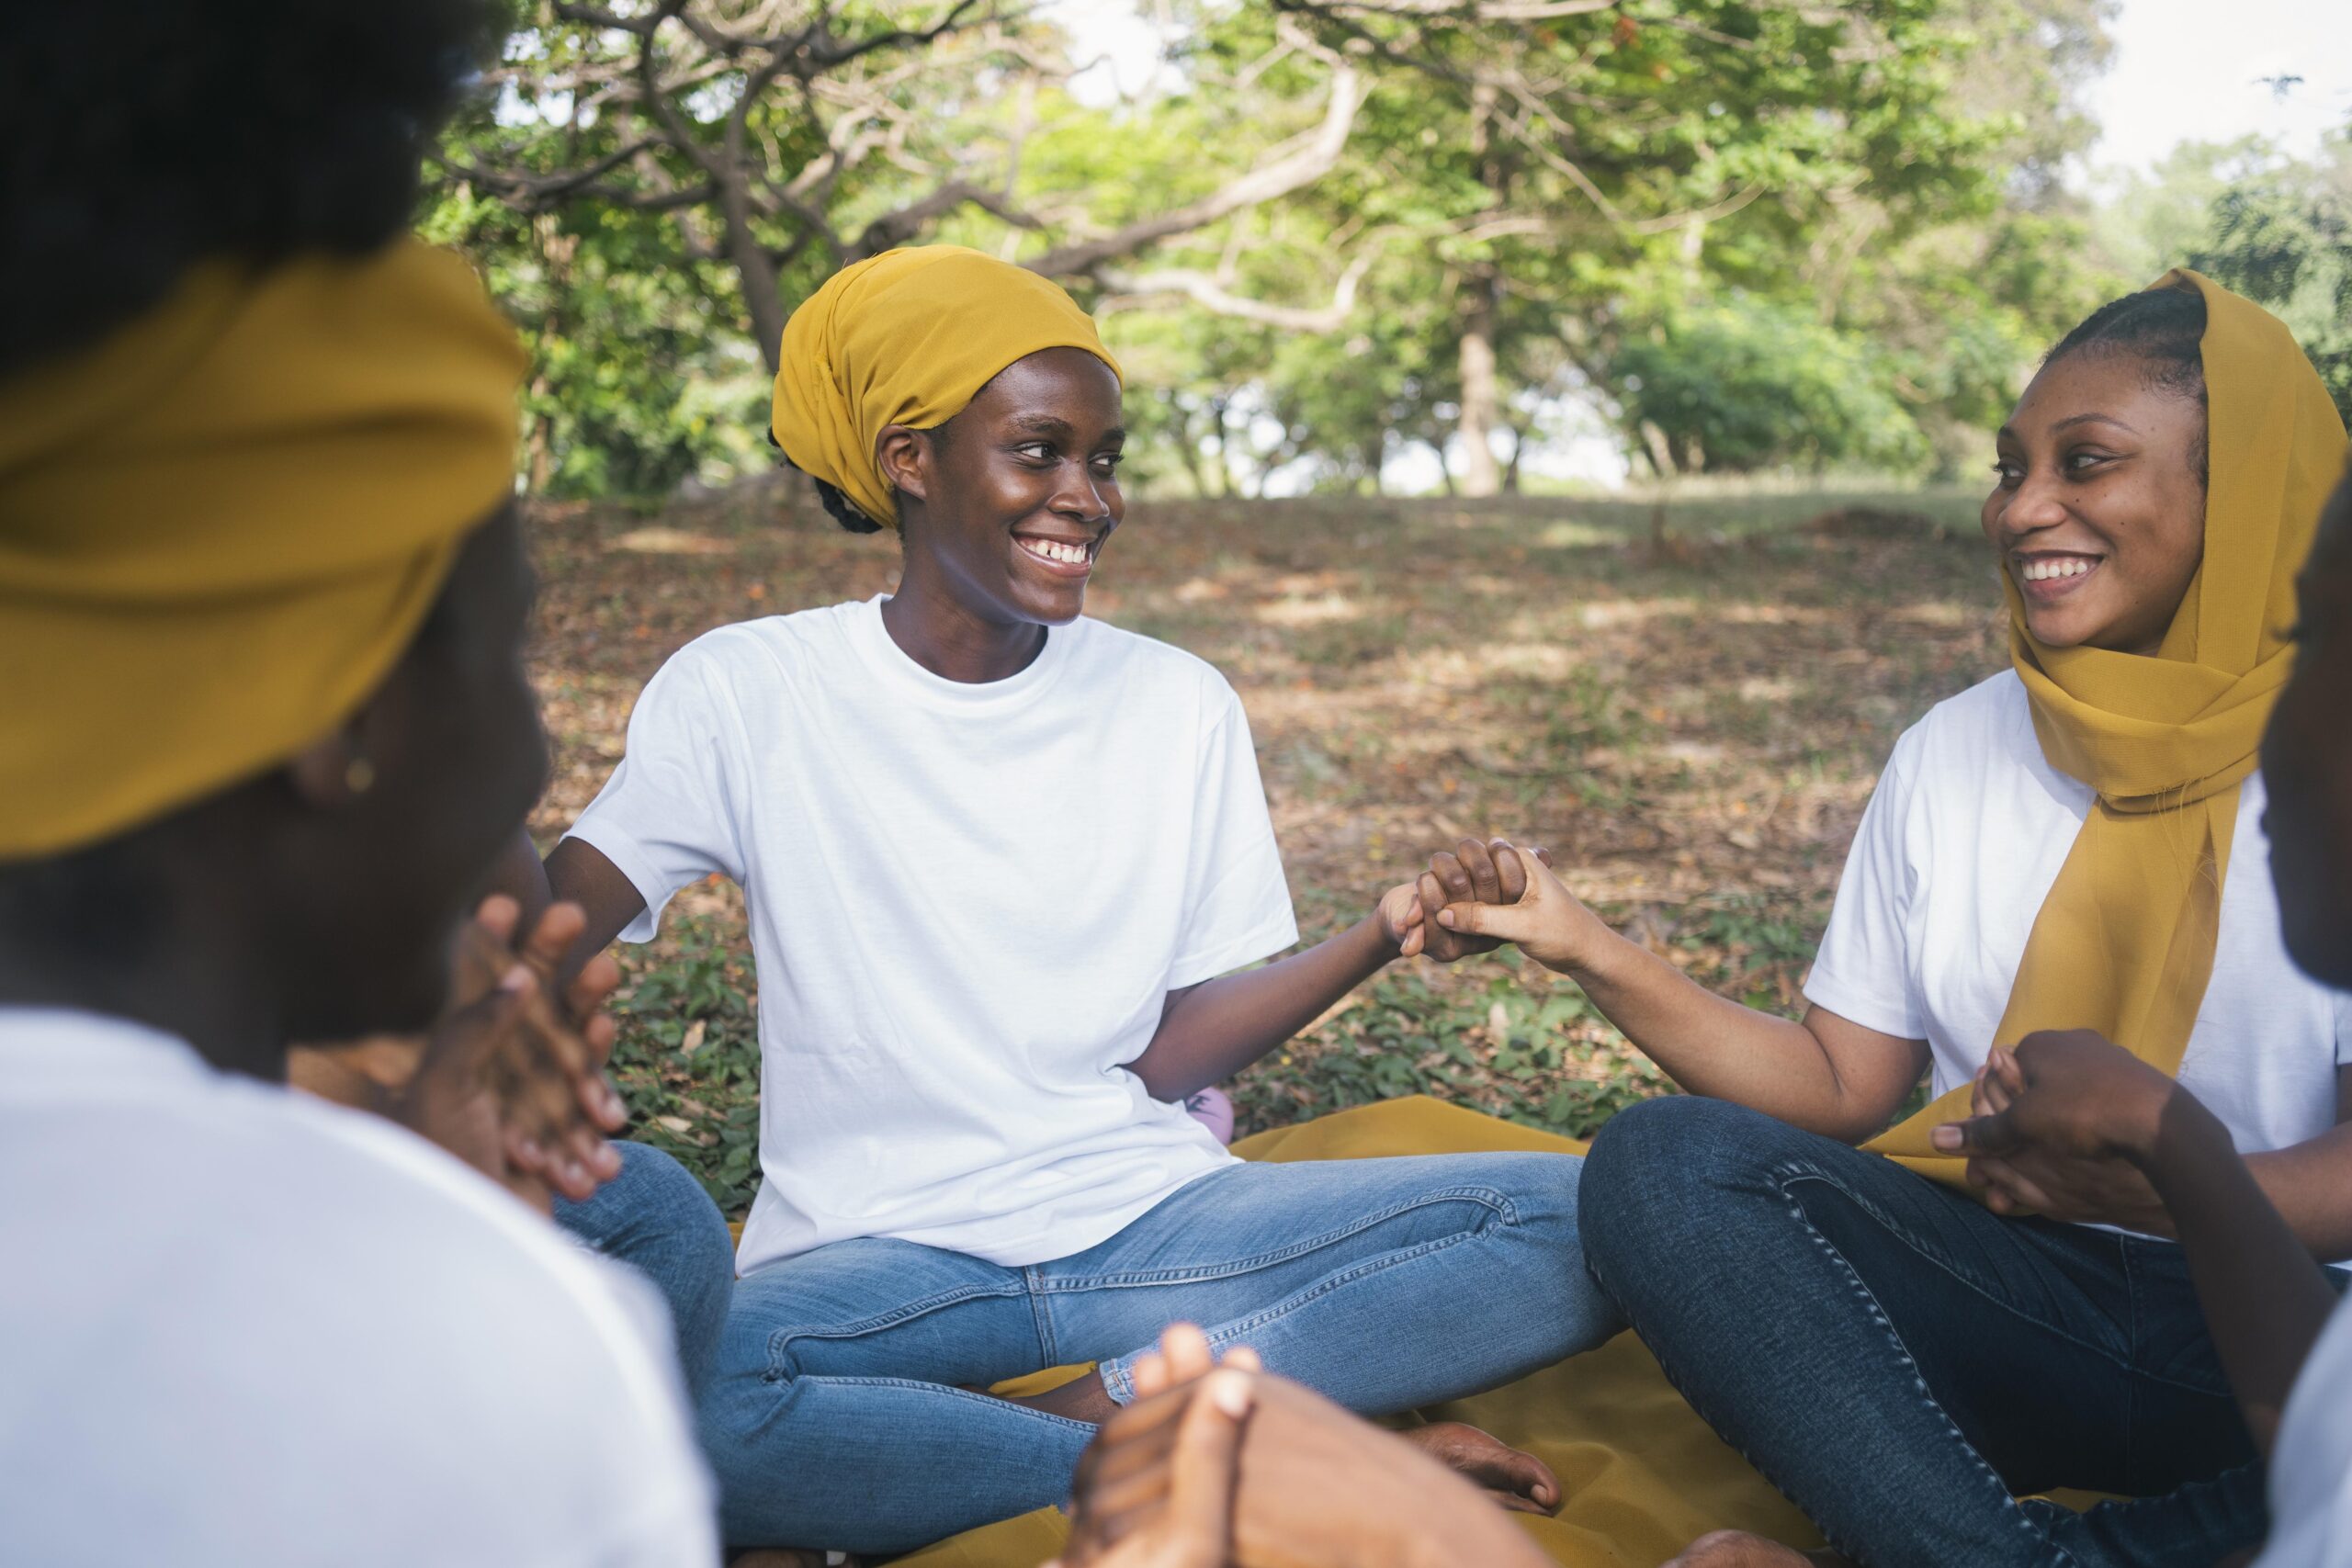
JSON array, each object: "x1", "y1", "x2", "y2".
[
  {"x1": 1458, "y1": 277, "x2": 1503, "y2": 498},
  {"x1": 717, "y1": 173, "x2": 787, "y2": 373},
  {"x1": 1205, "y1": 396, "x2": 1231, "y2": 499}
]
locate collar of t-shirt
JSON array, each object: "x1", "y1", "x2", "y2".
[{"x1": 849, "y1": 592, "x2": 1082, "y2": 713}]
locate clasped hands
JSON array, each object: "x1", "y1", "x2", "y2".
[
  {"x1": 1378, "y1": 835, "x2": 1608, "y2": 973},
  {"x1": 294, "y1": 895, "x2": 629, "y2": 1213},
  {"x1": 1930, "y1": 1028, "x2": 2180, "y2": 1232},
  {"x1": 1053, "y1": 1325, "x2": 1550, "y2": 1568}
]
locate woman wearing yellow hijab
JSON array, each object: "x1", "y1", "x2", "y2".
[
  {"x1": 1433, "y1": 276, "x2": 2349, "y2": 1568},
  {"x1": 526, "y1": 244, "x2": 1621, "y2": 1555}
]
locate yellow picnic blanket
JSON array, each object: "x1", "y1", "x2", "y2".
[{"x1": 898, "y1": 1095, "x2": 1823, "y2": 1567}]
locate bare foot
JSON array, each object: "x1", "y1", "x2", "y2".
[
  {"x1": 1667, "y1": 1530, "x2": 1849, "y2": 1568},
  {"x1": 1396, "y1": 1421, "x2": 1561, "y2": 1515},
  {"x1": 1001, "y1": 1371, "x2": 1120, "y2": 1426}
]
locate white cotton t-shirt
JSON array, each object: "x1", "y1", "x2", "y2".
[
  {"x1": 2257, "y1": 1290, "x2": 2352, "y2": 1566},
  {"x1": 1804, "y1": 670, "x2": 2352, "y2": 1159},
  {"x1": 564, "y1": 597, "x2": 1299, "y2": 1275},
  {"x1": 0, "y1": 1009, "x2": 717, "y2": 1568}
]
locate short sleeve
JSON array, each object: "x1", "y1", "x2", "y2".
[
  {"x1": 561, "y1": 637, "x2": 752, "y2": 944},
  {"x1": 2335, "y1": 991, "x2": 2352, "y2": 1068},
  {"x1": 1802, "y1": 730, "x2": 1928, "y2": 1040},
  {"x1": 1166, "y1": 682, "x2": 1299, "y2": 987}
]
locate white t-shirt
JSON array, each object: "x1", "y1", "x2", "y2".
[
  {"x1": 0, "y1": 1009, "x2": 717, "y2": 1568},
  {"x1": 1805, "y1": 671, "x2": 2351, "y2": 1158},
  {"x1": 2258, "y1": 1291, "x2": 2352, "y2": 1565},
  {"x1": 565, "y1": 597, "x2": 1298, "y2": 1274}
]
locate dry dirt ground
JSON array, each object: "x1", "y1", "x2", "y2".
[{"x1": 524, "y1": 486, "x2": 2003, "y2": 1216}]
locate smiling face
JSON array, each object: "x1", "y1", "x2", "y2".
[
  {"x1": 2260, "y1": 468, "x2": 2352, "y2": 987},
  {"x1": 882, "y1": 345, "x2": 1125, "y2": 629},
  {"x1": 1984, "y1": 350, "x2": 2210, "y2": 657}
]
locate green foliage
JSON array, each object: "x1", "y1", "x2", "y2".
[
  {"x1": 1230, "y1": 970, "x2": 1667, "y2": 1143},
  {"x1": 2190, "y1": 141, "x2": 2352, "y2": 423},
  {"x1": 605, "y1": 916, "x2": 764, "y2": 1216},
  {"x1": 1609, "y1": 298, "x2": 1933, "y2": 474}
]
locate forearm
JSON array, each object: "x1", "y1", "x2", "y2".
[
  {"x1": 1129, "y1": 917, "x2": 1396, "y2": 1100},
  {"x1": 485, "y1": 827, "x2": 554, "y2": 924},
  {"x1": 2140, "y1": 1093, "x2": 2342, "y2": 1453},
  {"x1": 1569, "y1": 931, "x2": 1895, "y2": 1141},
  {"x1": 2241, "y1": 1122, "x2": 2352, "y2": 1262}
]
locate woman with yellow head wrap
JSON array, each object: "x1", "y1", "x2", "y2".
[
  {"x1": 0, "y1": 5, "x2": 713, "y2": 1561},
  {"x1": 1413, "y1": 275, "x2": 2349, "y2": 1568},
  {"x1": 534, "y1": 244, "x2": 1618, "y2": 1553}
]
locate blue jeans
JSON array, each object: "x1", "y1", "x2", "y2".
[
  {"x1": 555, "y1": 1141, "x2": 737, "y2": 1404},
  {"x1": 709, "y1": 1150, "x2": 1611, "y2": 1552},
  {"x1": 1580, "y1": 1095, "x2": 2310, "y2": 1568}
]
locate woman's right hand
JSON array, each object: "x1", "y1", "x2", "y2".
[{"x1": 1428, "y1": 840, "x2": 1611, "y2": 975}]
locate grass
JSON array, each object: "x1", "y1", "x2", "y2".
[{"x1": 530, "y1": 485, "x2": 2004, "y2": 1218}]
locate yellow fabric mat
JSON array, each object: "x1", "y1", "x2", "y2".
[{"x1": 897, "y1": 1095, "x2": 1823, "y2": 1567}]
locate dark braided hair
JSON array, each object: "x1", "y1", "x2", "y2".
[
  {"x1": 2044, "y1": 280, "x2": 2211, "y2": 487},
  {"x1": 0, "y1": 1, "x2": 496, "y2": 376},
  {"x1": 770, "y1": 422, "x2": 956, "y2": 536},
  {"x1": 809, "y1": 473, "x2": 886, "y2": 535}
]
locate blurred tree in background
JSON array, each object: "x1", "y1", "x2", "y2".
[{"x1": 424, "y1": 0, "x2": 2348, "y2": 500}]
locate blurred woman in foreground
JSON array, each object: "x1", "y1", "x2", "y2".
[{"x1": 0, "y1": 6, "x2": 713, "y2": 1562}]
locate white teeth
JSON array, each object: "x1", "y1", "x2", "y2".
[
  {"x1": 2021, "y1": 558, "x2": 2096, "y2": 581},
  {"x1": 1021, "y1": 537, "x2": 1088, "y2": 566}
]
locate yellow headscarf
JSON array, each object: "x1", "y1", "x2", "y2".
[
  {"x1": 0, "y1": 238, "x2": 526, "y2": 862},
  {"x1": 1871, "y1": 271, "x2": 2349, "y2": 1183},
  {"x1": 769, "y1": 245, "x2": 1122, "y2": 528}
]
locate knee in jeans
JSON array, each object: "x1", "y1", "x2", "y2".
[{"x1": 1581, "y1": 1096, "x2": 1793, "y2": 1273}]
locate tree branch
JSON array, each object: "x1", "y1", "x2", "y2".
[
  {"x1": 853, "y1": 179, "x2": 1044, "y2": 257},
  {"x1": 1097, "y1": 245, "x2": 1380, "y2": 332},
  {"x1": 1023, "y1": 54, "x2": 1366, "y2": 276}
]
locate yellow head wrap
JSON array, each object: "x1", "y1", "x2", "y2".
[
  {"x1": 770, "y1": 245, "x2": 1123, "y2": 529},
  {"x1": 1873, "y1": 271, "x2": 2349, "y2": 1182},
  {"x1": 0, "y1": 238, "x2": 526, "y2": 861}
]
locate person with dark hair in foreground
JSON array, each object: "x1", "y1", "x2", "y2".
[
  {"x1": 525, "y1": 245, "x2": 1612, "y2": 1555},
  {"x1": 1428, "y1": 274, "x2": 2349, "y2": 1567},
  {"x1": 0, "y1": 5, "x2": 715, "y2": 1562}
]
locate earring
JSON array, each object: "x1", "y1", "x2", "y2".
[{"x1": 345, "y1": 756, "x2": 377, "y2": 795}]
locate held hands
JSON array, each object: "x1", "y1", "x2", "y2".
[
  {"x1": 394, "y1": 895, "x2": 629, "y2": 1213},
  {"x1": 1929, "y1": 1029, "x2": 2177, "y2": 1229},
  {"x1": 1379, "y1": 839, "x2": 1564, "y2": 964},
  {"x1": 1419, "y1": 839, "x2": 1608, "y2": 974}
]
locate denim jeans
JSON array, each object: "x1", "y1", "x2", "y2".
[
  {"x1": 555, "y1": 1140, "x2": 737, "y2": 1404},
  {"x1": 707, "y1": 1149, "x2": 1611, "y2": 1552},
  {"x1": 1579, "y1": 1094, "x2": 2334, "y2": 1568}
]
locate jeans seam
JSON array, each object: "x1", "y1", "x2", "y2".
[
  {"x1": 1775, "y1": 1164, "x2": 2217, "y2": 1393},
  {"x1": 1039, "y1": 1184, "x2": 1518, "y2": 1292},
  {"x1": 792, "y1": 1374, "x2": 1101, "y2": 1436},
  {"x1": 1023, "y1": 1264, "x2": 1060, "y2": 1370},
  {"x1": 1190, "y1": 1228, "x2": 1485, "y2": 1348},
  {"x1": 763, "y1": 1280, "x2": 1026, "y2": 1382},
  {"x1": 1592, "y1": 1166, "x2": 2087, "y2": 1568}
]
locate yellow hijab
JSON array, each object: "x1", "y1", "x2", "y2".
[
  {"x1": 769, "y1": 245, "x2": 1122, "y2": 528},
  {"x1": 1871, "y1": 271, "x2": 2349, "y2": 1182},
  {"x1": 0, "y1": 239, "x2": 526, "y2": 861}
]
